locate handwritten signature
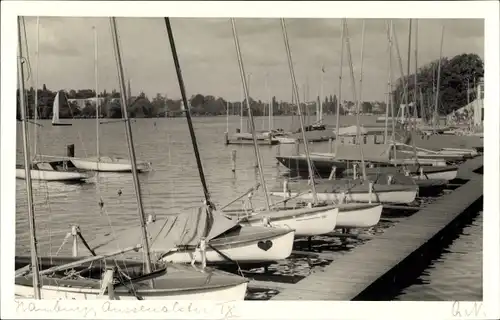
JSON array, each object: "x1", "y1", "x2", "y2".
[
  {"x1": 15, "y1": 299, "x2": 239, "y2": 319},
  {"x1": 451, "y1": 301, "x2": 486, "y2": 318}
]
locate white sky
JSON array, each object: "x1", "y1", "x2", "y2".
[{"x1": 21, "y1": 17, "x2": 484, "y2": 102}]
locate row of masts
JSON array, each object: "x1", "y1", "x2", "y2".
[
  {"x1": 19, "y1": 17, "x2": 161, "y2": 298},
  {"x1": 19, "y1": 18, "x2": 447, "y2": 299}
]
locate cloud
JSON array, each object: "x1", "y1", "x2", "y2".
[{"x1": 19, "y1": 17, "x2": 484, "y2": 102}]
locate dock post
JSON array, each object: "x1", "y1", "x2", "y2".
[
  {"x1": 231, "y1": 149, "x2": 237, "y2": 172},
  {"x1": 67, "y1": 144, "x2": 75, "y2": 157},
  {"x1": 276, "y1": 145, "x2": 281, "y2": 165},
  {"x1": 329, "y1": 138, "x2": 333, "y2": 153},
  {"x1": 224, "y1": 132, "x2": 229, "y2": 145},
  {"x1": 71, "y1": 225, "x2": 78, "y2": 257},
  {"x1": 65, "y1": 144, "x2": 75, "y2": 170},
  {"x1": 368, "y1": 182, "x2": 373, "y2": 204},
  {"x1": 294, "y1": 140, "x2": 300, "y2": 155}
]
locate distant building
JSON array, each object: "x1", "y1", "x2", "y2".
[
  {"x1": 446, "y1": 77, "x2": 484, "y2": 126},
  {"x1": 68, "y1": 97, "x2": 106, "y2": 110},
  {"x1": 473, "y1": 77, "x2": 484, "y2": 126}
]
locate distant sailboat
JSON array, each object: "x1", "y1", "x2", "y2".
[
  {"x1": 51, "y1": 90, "x2": 72, "y2": 126},
  {"x1": 16, "y1": 18, "x2": 91, "y2": 183},
  {"x1": 70, "y1": 27, "x2": 151, "y2": 173}
]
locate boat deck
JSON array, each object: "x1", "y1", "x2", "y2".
[{"x1": 270, "y1": 156, "x2": 483, "y2": 300}]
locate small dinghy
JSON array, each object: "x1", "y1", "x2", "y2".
[
  {"x1": 343, "y1": 168, "x2": 448, "y2": 198},
  {"x1": 15, "y1": 256, "x2": 248, "y2": 300},
  {"x1": 15, "y1": 162, "x2": 92, "y2": 182},
  {"x1": 269, "y1": 176, "x2": 418, "y2": 204},
  {"x1": 335, "y1": 203, "x2": 383, "y2": 228},
  {"x1": 70, "y1": 156, "x2": 151, "y2": 172},
  {"x1": 86, "y1": 206, "x2": 295, "y2": 265},
  {"x1": 344, "y1": 165, "x2": 459, "y2": 182},
  {"x1": 223, "y1": 204, "x2": 340, "y2": 237}
]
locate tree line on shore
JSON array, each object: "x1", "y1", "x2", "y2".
[
  {"x1": 391, "y1": 53, "x2": 483, "y2": 120},
  {"x1": 16, "y1": 87, "x2": 385, "y2": 120},
  {"x1": 17, "y1": 53, "x2": 482, "y2": 121}
]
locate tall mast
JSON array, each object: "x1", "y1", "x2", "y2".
[
  {"x1": 306, "y1": 77, "x2": 310, "y2": 125},
  {"x1": 33, "y1": 17, "x2": 39, "y2": 159},
  {"x1": 109, "y1": 18, "x2": 153, "y2": 277},
  {"x1": 391, "y1": 24, "x2": 407, "y2": 124},
  {"x1": 267, "y1": 73, "x2": 272, "y2": 131},
  {"x1": 164, "y1": 18, "x2": 215, "y2": 217},
  {"x1": 93, "y1": 26, "x2": 100, "y2": 160},
  {"x1": 412, "y1": 19, "x2": 419, "y2": 160},
  {"x1": 240, "y1": 85, "x2": 243, "y2": 132},
  {"x1": 281, "y1": 18, "x2": 318, "y2": 204},
  {"x1": 404, "y1": 20, "x2": 412, "y2": 130},
  {"x1": 231, "y1": 18, "x2": 271, "y2": 210},
  {"x1": 320, "y1": 66, "x2": 325, "y2": 123},
  {"x1": 383, "y1": 20, "x2": 391, "y2": 144},
  {"x1": 18, "y1": 16, "x2": 41, "y2": 299},
  {"x1": 334, "y1": 20, "x2": 345, "y2": 156},
  {"x1": 346, "y1": 18, "x2": 367, "y2": 181},
  {"x1": 389, "y1": 21, "x2": 396, "y2": 153},
  {"x1": 404, "y1": 19, "x2": 417, "y2": 162},
  {"x1": 434, "y1": 25, "x2": 445, "y2": 128},
  {"x1": 226, "y1": 100, "x2": 229, "y2": 133}
]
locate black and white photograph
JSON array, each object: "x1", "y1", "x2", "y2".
[{"x1": 1, "y1": 1, "x2": 499, "y2": 319}]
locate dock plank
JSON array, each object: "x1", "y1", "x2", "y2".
[{"x1": 272, "y1": 158, "x2": 482, "y2": 300}]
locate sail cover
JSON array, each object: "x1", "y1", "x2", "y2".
[
  {"x1": 88, "y1": 206, "x2": 241, "y2": 254},
  {"x1": 334, "y1": 144, "x2": 392, "y2": 163}
]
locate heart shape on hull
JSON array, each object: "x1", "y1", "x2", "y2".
[{"x1": 257, "y1": 240, "x2": 273, "y2": 251}]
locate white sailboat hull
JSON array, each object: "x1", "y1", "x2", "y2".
[
  {"x1": 15, "y1": 282, "x2": 248, "y2": 300},
  {"x1": 236, "y1": 207, "x2": 339, "y2": 237},
  {"x1": 70, "y1": 157, "x2": 150, "y2": 172},
  {"x1": 274, "y1": 136, "x2": 297, "y2": 144},
  {"x1": 412, "y1": 169, "x2": 457, "y2": 181},
  {"x1": 270, "y1": 190, "x2": 417, "y2": 204},
  {"x1": 15, "y1": 168, "x2": 89, "y2": 182},
  {"x1": 161, "y1": 230, "x2": 295, "y2": 264},
  {"x1": 336, "y1": 203, "x2": 383, "y2": 228}
]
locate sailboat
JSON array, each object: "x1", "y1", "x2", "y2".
[
  {"x1": 15, "y1": 17, "x2": 248, "y2": 300},
  {"x1": 85, "y1": 17, "x2": 295, "y2": 266},
  {"x1": 218, "y1": 18, "x2": 345, "y2": 236},
  {"x1": 273, "y1": 20, "x2": 417, "y2": 209},
  {"x1": 51, "y1": 90, "x2": 72, "y2": 126},
  {"x1": 16, "y1": 18, "x2": 92, "y2": 183},
  {"x1": 231, "y1": 19, "x2": 384, "y2": 230},
  {"x1": 69, "y1": 27, "x2": 152, "y2": 173}
]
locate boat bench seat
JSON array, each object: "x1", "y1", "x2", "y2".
[{"x1": 36, "y1": 162, "x2": 55, "y2": 171}]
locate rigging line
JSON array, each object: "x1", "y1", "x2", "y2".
[
  {"x1": 99, "y1": 206, "x2": 140, "y2": 296},
  {"x1": 21, "y1": 17, "x2": 32, "y2": 81},
  {"x1": 230, "y1": 18, "x2": 271, "y2": 211},
  {"x1": 343, "y1": 19, "x2": 367, "y2": 181},
  {"x1": 280, "y1": 18, "x2": 318, "y2": 204},
  {"x1": 163, "y1": 17, "x2": 213, "y2": 210},
  {"x1": 20, "y1": 17, "x2": 38, "y2": 159},
  {"x1": 110, "y1": 17, "x2": 154, "y2": 278}
]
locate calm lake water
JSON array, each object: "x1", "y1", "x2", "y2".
[{"x1": 14, "y1": 115, "x2": 482, "y2": 300}]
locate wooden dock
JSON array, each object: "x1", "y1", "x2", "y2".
[{"x1": 270, "y1": 157, "x2": 483, "y2": 300}]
